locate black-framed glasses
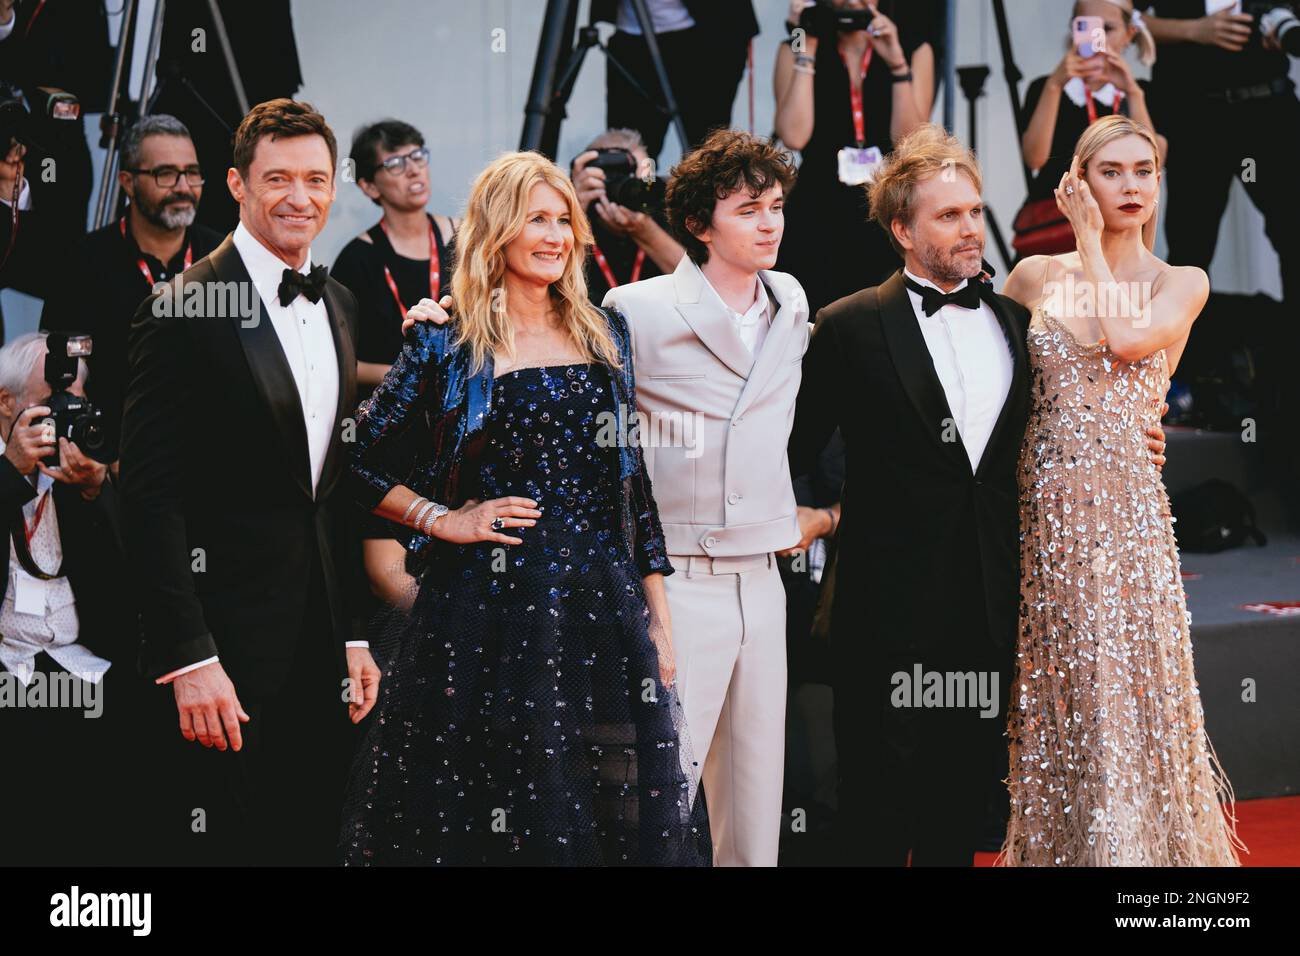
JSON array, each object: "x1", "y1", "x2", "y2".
[
  {"x1": 378, "y1": 147, "x2": 430, "y2": 176},
  {"x1": 125, "y1": 165, "x2": 205, "y2": 187}
]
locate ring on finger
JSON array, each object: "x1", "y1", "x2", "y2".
[{"x1": 491, "y1": 516, "x2": 505, "y2": 531}]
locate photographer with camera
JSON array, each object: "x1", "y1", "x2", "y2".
[
  {"x1": 40, "y1": 116, "x2": 221, "y2": 460},
  {"x1": 774, "y1": 0, "x2": 939, "y2": 317},
  {"x1": 571, "y1": 127, "x2": 684, "y2": 303},
  {"x1": 0, "y1": 0, "x2": 111, "y2": 256},
  {"x1": 0, "y1": 330, "x2": 140, "y2": 865}
]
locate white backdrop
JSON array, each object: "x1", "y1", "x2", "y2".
[{"x1": 2, "y1": 0, "x2": 1291, "y2": 338}]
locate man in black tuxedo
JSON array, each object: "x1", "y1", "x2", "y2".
[{"x1": 120, "y1": 98, "x2": 380, "y2": 866}]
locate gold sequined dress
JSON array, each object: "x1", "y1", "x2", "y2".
[{"x1": 998, "y1": 302, "x2": 1244, "y2": 867}]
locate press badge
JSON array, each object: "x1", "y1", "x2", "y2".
[{"x1": 838, "y1": 146, "x2": 883, "y2": 185}]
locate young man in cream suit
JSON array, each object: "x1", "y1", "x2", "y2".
[{"x1": 602, "y1": 130, "x2": 815, "y2": 866}]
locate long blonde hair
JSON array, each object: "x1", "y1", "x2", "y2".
[{"x1": 450, "y1": 150, "x2": 620, "y2": 374}]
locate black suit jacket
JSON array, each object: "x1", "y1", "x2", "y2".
[
  {"x1": 0, "y1": 458, "x2": 135, "y2": 665},
  {"x1": 788, "y1": 269, "x2": 1030, "y2": 672},
  {"x1": 119, "y1": 234, "x2": 358, "y2": 694}
]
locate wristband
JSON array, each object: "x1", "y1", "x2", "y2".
[
  {"x1": 822, "y1": 507, "x2": 839, "y2": 537},
  {"x1": 412, "y1": 499, "x2": 436, "y2": 530}
]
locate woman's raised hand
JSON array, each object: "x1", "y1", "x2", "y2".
[{"x1": 401, "y1": 294, "x2": 454, "y2": 334}]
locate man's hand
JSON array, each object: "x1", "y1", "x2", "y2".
[
  {"x1": 38, "y1": 436, "x2": 107, "y2": 498},
  {"x1": 345, "y1": 646, "x2": 381, "y2": 724},
  {"x1": 3, "y1": 405, "x2": 54, "y2": 475},
  {"x1": 172, "y1": 662, "x2": 250, "y2": 751},
  {"x1": 593, "y1": 196, "x2": 650, "y2": 240},
  {"x1": 1146, "y1": 401, "x2": 1170, "y2": 471},
  {"x1": 571, "y1": 149, "x2": 606, "y2": 209},
  {"x1": 776, "y1": 505, "x2": 834, "y2": 556},
  {"x1": 1191, "y1": 8, "x2": 1253, "y2": 51},
  {"x1": 401, "y1": 294, "x2": 454, "y2": 335}
]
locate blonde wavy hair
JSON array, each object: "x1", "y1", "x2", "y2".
[{"x1": 450, "y1": 150, "x2": 620, "y2": 374}]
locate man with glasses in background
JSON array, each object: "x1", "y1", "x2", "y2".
[{"x1": 41, "y1": 115, "x2": 222, "y2": 463}]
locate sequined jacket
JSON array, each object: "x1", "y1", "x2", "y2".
[{"x1": 347, "y1": 307, "x2": 673, "y2": 578}]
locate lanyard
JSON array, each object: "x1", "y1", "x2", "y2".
[
  {"x1": 1085, "y1": 87, "x2": 1125, "y2": 125},
  {"x1": 24, "y1": 490, "x2": 48, "y2": 546},
  {"x1": 379, "y1": 216, "x2": 440, "y2": 320},
  {"x1": 22, "y1": 0, "x2": 47, "y2": 38},
  {"x1": 121, "y1": 217, "x2": 191, "y2": 286},
  {"x1": 841, "y1": 44, "x2": 874, "y2": 147},
  {"x1": 591, "y1": 243, "x2": 644, "y2": 289}
]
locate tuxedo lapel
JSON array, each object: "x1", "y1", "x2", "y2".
[
  {"x1": 210, "y1": 235, "x2": 314, "y2": 501},
  {"x1": 974, "y1": 281, "x2": 1029, "y2": 480},
  {"x1": 733, "y1": 270, "x2": 800, "y2": 420},
  {"x1": 877, "y1": 270, "x2": 970, "y2": 472},
  {"x1": 673, "y1": 256, "x2": 755, "y2": 380},
  {"x1": 316, "y1": 279, "x2": 357, "y2": 501}
]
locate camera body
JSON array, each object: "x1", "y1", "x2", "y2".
[
  {"x1": 588, "y1": 147, "x2": 664, "y2": 215},
  {"x1": 799, "y1": 1, "x2": 873, "y2": 36},
  {"x1": 0, "y1": 80, "x2": 81, "y2": 151},
  {"x1": 36, "y1": 332, "x2": 109, "y2": 467}
]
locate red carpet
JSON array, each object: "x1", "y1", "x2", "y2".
[{"x1": 974, "y1": 796, "x2": 1300, "y2": 866}]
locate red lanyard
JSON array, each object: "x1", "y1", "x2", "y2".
[
  {"x1": 121, "y1": 217, "x2": 192, "y2": 286},
  {"x1": 24, "y1": 490, "x2": 49, "y2": 546},
  {"x1": 379, "y1": 216, "x2": 440, "y2": 320},
  {"x1": 22, "y1": 0, "x2": 47, "y2": 38},
  {"x1": 591, "y1": 243, "x2": 644, "y2": 289},
  {"x1": 841, "y1": 44, "x2": 873, "y2": 147},
  {"x1": 1085, "y1": 87, "x2": 1125, "y2": 125}
]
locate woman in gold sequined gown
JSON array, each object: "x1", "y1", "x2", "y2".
[{"x1": 996, "y1": 116, "x2": 1243, "y2": 866}]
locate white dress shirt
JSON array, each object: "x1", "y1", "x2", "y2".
[
  {"x1": 0, "y1": 454, "x2": 111, "y2": 686},
  {"x1": 233, "y1": 221, "x2": 338, "y2": 495},
  {"x1": 903, "y1": 268, "x2": 1014, "y2": 472},
  {"x1": 157, "y1": 223, "x2": 364, "y2": 686},
  {"x1": 700, "y1": 271, "x2": 773, "y2": 357}
]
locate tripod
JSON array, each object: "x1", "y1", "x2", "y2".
[
  {"x1": 520, "y1": 0, "x2": 687, "y2": 160},
  {"x1": 92, "y1": 0, "x2": 249, "y2": 229},
  {"x1": 956, "y1": 64, "x2": 1013, "y2": 275}
]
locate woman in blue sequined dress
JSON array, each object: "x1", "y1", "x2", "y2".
[{"x1": 338, "y1": 151, "x2": 710, "y2": 865}]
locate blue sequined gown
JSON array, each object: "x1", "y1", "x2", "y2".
[{"x1": 341, "y1": 361, "x2": 711, "y2": 865}]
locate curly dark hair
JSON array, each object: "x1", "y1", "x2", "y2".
[
  {"x1": 232, "y1": 98, "x2": 337, "y2": 180},
  {"x1": 665, "y1": 129, "x2": 797, "y2": 265}
]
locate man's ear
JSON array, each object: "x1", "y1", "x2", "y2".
[
  {"x1": 226, "y1": 166, "x2": 244, "y2": 204},
  {"x1": 890, "y1": 217, "x2": 914, "y2": 253},
  {"x1": 685, "y1": 214, "x2": 709, "y2": 251},
  {"x1": 0, "y1": 389, "x2": 17, "y2": 422},
  {"x1": 118, "y1": 169, "x2": 134, "y2": 201}
]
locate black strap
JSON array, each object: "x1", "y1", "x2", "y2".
[{"x1": 10, "y1": 503, "x2": 63, "y2": 581}]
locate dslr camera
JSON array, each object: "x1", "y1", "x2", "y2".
[
  {"x1": 35, "y1": 332, "x2": 109, "y2": 467},
  {"x1": 586, "y1": 147, "x2": 665, "y2": 216},
  {"x1": 798, "y1": 0, "x2": 874, "y2": 36}
]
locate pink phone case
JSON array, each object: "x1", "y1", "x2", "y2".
[{"x1": 1073, "y1": 15, "x2": 1106, "y2": 58}]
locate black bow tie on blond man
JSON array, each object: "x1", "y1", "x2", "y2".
[
  {"x1": 278, "y1": 264, "x2": 329, "y2": 305},
  {"x1": 903, "y1": 275, "x2": 983, "y2": 317}
]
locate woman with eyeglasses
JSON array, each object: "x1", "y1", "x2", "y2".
[{"x1": 332, "y1": 120, "x2": 460, "y2": 391}]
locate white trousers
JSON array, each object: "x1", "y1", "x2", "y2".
[{"x1": 665, "y1": 552, "x2": 787, "y2": 867}]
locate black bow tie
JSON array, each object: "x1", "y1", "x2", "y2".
[
  {"x1": 903, "y1": 276, "x2": 982, "y2": 316},
  {"x1": 278, "y1": 264, "x2": 328, "y2": 305}
]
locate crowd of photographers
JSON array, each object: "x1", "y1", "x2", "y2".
[{"x1": 0, "y1": 0, "x2": 1296, "y2": 863}]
